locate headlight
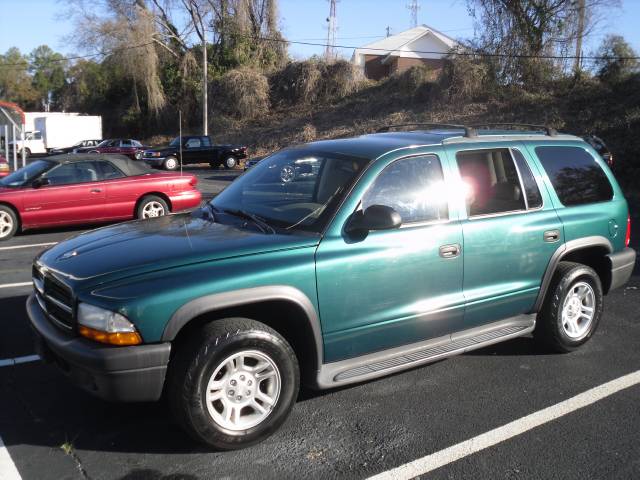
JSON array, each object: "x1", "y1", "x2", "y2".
[{"x1": 77, "y1": 303, "x2": 142, "y2": 345}]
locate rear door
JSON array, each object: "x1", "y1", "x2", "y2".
[
  {"x1": 22, "y1": 161, "x2": 106, "y2": 226},
  {"x1": 446, "y1": 144, "x2": 563, "y2": 329},
  {"x1": 182, "y1": 137, "x2": 205, "y2": 164}
]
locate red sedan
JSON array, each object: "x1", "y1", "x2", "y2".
[
  {"x1": 75, "y1": 139, "x2": 149, "y2": 160},
  {"x1": 0, "y1": 154, "x2": 202, "y2": 240}
]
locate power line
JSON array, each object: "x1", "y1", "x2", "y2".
[{"x1": 0, "y1": 34, "x2": 638, "y2": 71}]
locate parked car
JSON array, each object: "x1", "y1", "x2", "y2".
[
  {"x1": 48, "y1": 139, "x2": 103, "y2": 155},
  {"x1": 0, "y1": 154, "x2": 201, "y2": 240},
  {"x1": 0, "y1": 154, "x2": 9, "y2": 178},
  {"x1": 27, "y1": 125, "x2": 635, "y2": 450},
  {"x1": 142, "y1": 135, "x2": 248, "y2": 170},
  {"x1": 76, "y1": 139, "x2": 148, "y2": 160}
]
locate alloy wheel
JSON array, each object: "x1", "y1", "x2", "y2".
[
  {"x1": 141, "y1": 201, "x2": 166, "y2": 218},
  {"x1": 561, "y1": 281, "x2": 596, "y2": 339},
  {"x1": 0, "y1": 211, "x2": 13, "y2": 238}
]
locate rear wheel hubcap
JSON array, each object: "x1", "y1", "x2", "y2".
[
  {"x1": 561, "y1": 281, "x2": 595, "y2": 339},
  {"x1": 142, "y1": 201, "x2": 165, "y2": 218},
  {"x1": 0, "y1": 212, "x2": 13, "y2": 238}
]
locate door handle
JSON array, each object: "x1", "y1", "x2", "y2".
[
  {"x1": 543, "y1": 229, "x2": 560, "y2": 242},
  {"x1": 439, "y1": 244, "x2": 461, "y2": 258},
  {"x1": 90, "y1": 188, "x2": 102, "y2": 193}
]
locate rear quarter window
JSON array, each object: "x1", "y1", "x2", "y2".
[{"x1": 535, "y1": 146, "x2": 613, "y2": 206}]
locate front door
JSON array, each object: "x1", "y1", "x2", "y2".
[
  {"x1": 316, "y1": 151, "x2": 465, "y2": 363},
  {"x1": 447, "y1": 145, "x2": 563, "y2": 328},
  {"x1": 22, "y1": 160, "x2": 106, "y2": 226}
]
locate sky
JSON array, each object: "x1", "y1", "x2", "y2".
[{"x1": 1, "y1": 0, "x2": 640, "y2": 60}]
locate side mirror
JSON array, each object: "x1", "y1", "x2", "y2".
[
  {"x1": 32, "y1": 178, "x2": 50, "y2": 188},
  {"x1": 346, "y1": 205, "x2": 402, "y2": 234}
]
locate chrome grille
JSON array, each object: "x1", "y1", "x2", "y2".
[{"x1": 33, "y1": 265, "x2": 74, "y2": 331}]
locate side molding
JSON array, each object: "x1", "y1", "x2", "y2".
[
  {"x1": 162, "y1": 285, "x2": 324, "y2": 368},
  {"x1": 531, "y1": 235, "x2": 613, "y2": 313}
]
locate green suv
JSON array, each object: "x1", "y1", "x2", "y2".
[{"x1": 27, "y1": 124, "x2": 636, "y2": 449}]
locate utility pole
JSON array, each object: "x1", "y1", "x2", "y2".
[
  {"x1": 325, "y1": 0, "x2": 338, "y2": 61},
  {"x1": 202, "y1": 34, "x2": 208, "y2": 136},
  {"x1": 573, "y1": 0, "x2": 586, "y2": 75},
  {"x1": 407, "y1": 0, "x2": 420, "y2": 28},
  {"x1": 386, "y1": 26, "x2": 391, "y2": 37}
]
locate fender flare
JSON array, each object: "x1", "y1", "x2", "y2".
[
  {"x1": 531, "y1": 235, "x2": 613, "y2": 313},
  {"x1": 162, "y1": 285, "x2": 324, "y2": 368}
]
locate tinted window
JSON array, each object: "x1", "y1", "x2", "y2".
[
  {"x1": 511, "y1": 149, "x2": 543, "y2": 209},
  {"x1": 185, "y1": 137, "x2": 202, "y2": 148},
  {"x1": 535, "y1": 146, "x2": 613, "y2": 206},
  {"x1": 201, "y1": 136, "x2": 211, "y2": 147},
  {"x1": 44, "y1": 161, "x2": 100, "y2": 185},
  {"x1": 362, "y1": 155, "x2": 448, "y2": 224},
  {"x1": 98, "y1": 161, "x2": 124, "y2": 180},
  {"x1": 121, "y1": 139, "x2": 132, "y2": 147},
  {"x1": 456, "y1": 148, "x2": 526, "y2": 216}
]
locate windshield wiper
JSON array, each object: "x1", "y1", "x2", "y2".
[{"x1": 221, "y1": 208, "x2": 276, "y2": 234}]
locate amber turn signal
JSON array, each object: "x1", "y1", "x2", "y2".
[{"x1": 79, "y1": 325, "x2": 142, "y2": 346}]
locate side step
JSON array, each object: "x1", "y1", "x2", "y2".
[{"x1": 314, "y1": 315, "x2": 535, "y2": 389}]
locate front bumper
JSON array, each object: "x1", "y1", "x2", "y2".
[
  {"x1": 144, "y1": 157, "x2": 165, "y2": 167},
  {"x1": 607, "y1": 247, "x2": 636, "y2": 292},
  {"x1": 27, "y1": 294, "x2": 171, "y2": 402}
]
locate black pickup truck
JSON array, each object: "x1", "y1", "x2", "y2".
[{"x1": 142, "y1": 136, "x2": 248, "y2": 170}]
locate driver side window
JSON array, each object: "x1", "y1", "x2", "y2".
[
  {"x1": 362, "y1": 155, "x2": 448, "y2": 224},
  {"x1": 43, "y1": 161, "x2": 100, "y2": 185}
]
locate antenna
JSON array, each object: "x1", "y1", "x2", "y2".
[
  {"x1": 407, "y1": 0, "x2": 420, "y2": 28},
  {"x1": 325, "y1": 0, "x2": 338, "y2": 61},
  {"x1": 179, "y1": 110, "x2": 183, "y2": 176}
]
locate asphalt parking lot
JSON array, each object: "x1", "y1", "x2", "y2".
[{"x1": 1, "y1": 166, "x2": 639, "y2": 480}]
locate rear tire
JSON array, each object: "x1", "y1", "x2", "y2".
[
  {"x1": 136, "y1": 195, "x2": 169, "y2": 219},
  {"x1": 224, "y1": 156, "x2": 237, "y2": 169},
  {"x1": 534, "y1": 261, "x2": 603, "y2": 353},
  {"x1": 0, "y1": 205, "x2": 18, "y2": 241},
  {"x1": 167, "y1": 318, "x2": 300, "y2": 450}
]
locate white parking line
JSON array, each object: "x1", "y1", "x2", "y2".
[
  {"x1": 0, "y1": 283, "x2": 31, "y2": 290},
  {"x1": 0, "y1": 434, "x2": 22, "y2": 480},
  {"x1": 0, "y1": 355, "x2": 40, "y2": 368},
  {"x1": 368, "y1": 370, "x2": 640, "y2": 480},
  {"x1": 0, "y1": 242, "x2": 57, "y2": 251}
]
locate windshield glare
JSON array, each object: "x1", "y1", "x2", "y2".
[
  {"x1": 0, "y1": 160, "x2": 54, "y2": 187},
  {"x1": 169, "y1": 137, "x2": 180, "y2": 147},
  {"x1": 211, "y1": 149, "x2": 369, "y2": 232}
]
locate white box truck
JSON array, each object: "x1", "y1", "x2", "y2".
[{"x1": 8, "y1": 113, "x2": 102, "y2": 157}]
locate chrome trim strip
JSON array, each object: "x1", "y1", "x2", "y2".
[
  {"x1": 44, "y1": 293, "x2": 72, "y2": 313},
  {"x1": 32, "y1": 277, "x2": 44, "y2": 295}
]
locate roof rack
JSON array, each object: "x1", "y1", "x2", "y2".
[
  {"x1": 376, "y1": 123, "x2": 478, "y2": 138},
  {"x1": 470, "y1": 123, "x2": 558, "y2": 137}
]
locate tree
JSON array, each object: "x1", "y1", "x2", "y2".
[
  {"x1": 0, "y1": 48, "x2": 39, "y2": 108},
  {"x1": 593, "y1": 35, "x2": 639, "y2": 82},
  {"x1": 29, "y1": 45, "x2": 68, "y2": 110}
]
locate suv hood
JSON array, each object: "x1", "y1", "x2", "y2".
[{"x1": 37, "y1": 212, "x2": 319, "y2": 286}]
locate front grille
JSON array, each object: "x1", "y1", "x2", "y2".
[{"x1": 33, "y1": 265, "x2": 74, "y2": 331}]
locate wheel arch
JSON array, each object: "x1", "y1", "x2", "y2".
[
  {"x1": 163, "y1": 286, "x2": 323, "y2": 385},
  {"x1": 134, "y1": 192, "x2": 173, "y2": 216},
  {"x1": 532, "y1": 235, "x2": 613, "y2": 312}
]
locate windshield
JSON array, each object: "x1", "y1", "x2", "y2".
[
  {"x1": 211, "y1": 148, "x2": 369, "y2": 233},
  {"x1": 0, "y1": 160, "x2": 55, "y2": 187},
  {"x1": 169, "y1": 137, "x2": 181, "y2": 147}
]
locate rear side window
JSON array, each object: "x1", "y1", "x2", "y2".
[
  {"x1": 535, "y1": 146, "x2": 613, "y2": 206},
  {"x1": 362, "y1": 155, "x2": 448, "y2": 224},
  {"x1": 456, "y1": 148, "x2": 526, "y2": 217},
  {"x1": 511, "y1": 149, "x2": 542, "y2": 209}
]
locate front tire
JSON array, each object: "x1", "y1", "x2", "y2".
[
  {"x1": 164, "y1": 156, "x2": 179, "y2": 171},
  {"x1": 534, "y1": 261, "x2": 603, "y2": 352},
  {"x1": 0, "y1": 206, "x2": 18, "y2": 241},
  {"x1": 167, "y1": 318, "x2": 300, "y2": 450},
  {"x1": 136, "y1": 195, "x2": 169, "y2": 219}
]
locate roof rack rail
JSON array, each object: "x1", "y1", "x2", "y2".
[
  {"x1": 376, "y1": 123, "x2": 478, "y2": 138},
  {"x1": 470, "y1": 123, "x2": 558, "y2": 137}
]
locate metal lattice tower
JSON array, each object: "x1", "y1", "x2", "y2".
[
  {"x1": 407, "y1": 0, "x2": 420, "y2": 28},
  {"x1": 325, "y1": 0, "x2": 338, "y2": 60}
]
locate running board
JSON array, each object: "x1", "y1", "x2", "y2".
[{"x1": 313, "y1": 315, "x2": 535, "y2": 389}]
